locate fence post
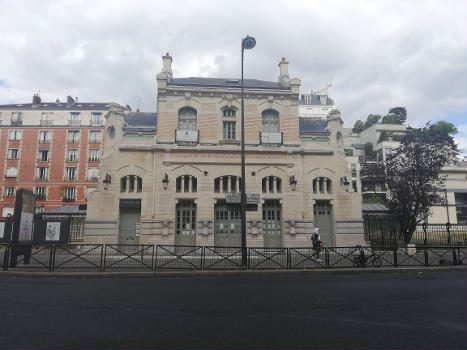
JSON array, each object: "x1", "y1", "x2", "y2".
[
  {"x1": 101, "y1": 245, "x2": 105, "y2": 272},
  {"x1": 452, "y1": 246, "x2": 458, "y2": 266},
  {"x1": 325, "y1": 248, "x2": 330, "y2": 269},
  {"x1": 423, "y1": 222, "x2": 428, "y2": 247},
  {"x1": 286, "y1": 248, "x2": 290, "y2": 269},
  {"x1": 247, "y1": 248, "x2": 250, "y2": 270},
  {"x1": 424, "y1": 246, "x2": 428, "y2": 267},
  {"x1": 151, "y1": 245, "x2": 156, "y2": 271},
  {"x1": 393, "y1": 247, "x2": 398, "y2": 267},
  {"x1": 3, "y1": 245, "x2": 9, "y2": 271},
  {"x1": 201, "y1": 246, "x2": 205, "y2": 270},
  {"x1": 154, "y1": 245, "x2": 159, "y2": 271},
  {"x1": 49, "y1": 245, "x2": 55, "y2": 272},
  {"x1": 446, "y1": 223, "x2": 451, "y2": 246}
]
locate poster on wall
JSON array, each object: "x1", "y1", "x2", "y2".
[
  {"x1": 17, "y1": 190, "x2": 35, "y2": 242},
  {"x1": 45, "y1": 222, "x2": 61, "y2": 241}
]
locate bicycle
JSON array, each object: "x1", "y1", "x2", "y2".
[{"x1": 352, "y1": 246, "x2": 382, "y2": 268}]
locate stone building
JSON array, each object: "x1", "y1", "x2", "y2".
[{"x1": 85, "y1": 54, "x2": 365, "y2": 247}]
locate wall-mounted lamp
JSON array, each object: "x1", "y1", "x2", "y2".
[
  {"x1": 289, "y1": 175, "x2": 297, "y2": 191},
  {"x1": 340, "y1": 176, "x2": 350, "y2": 192},
  {"x1": 162, "y1": 173, "x2": 169, "y2": 190},
  {"x1": 103, "y1": 174, "x2": 111, "y2": 190}
]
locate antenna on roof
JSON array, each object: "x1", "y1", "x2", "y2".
[{"x1": 134, "y1": 95, "x2": 143, "y2": 113}]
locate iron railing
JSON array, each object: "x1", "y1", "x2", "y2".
[{"x1": 1, "y1": 244, "x2": 465, "y2": 272}]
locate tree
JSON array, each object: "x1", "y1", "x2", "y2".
[
  {"x1": 365, "y1": 114, "x2": 381, "y2": 128},
  {"x1": 424, "y1": 121, "x2": 457, "y2": 140},
  {"x1": 363, "y1": 142, "x2": 377, "y2": 160},
  {"x1": 383, "y1": 128, "x2": 458, "y2": 244},
  {"x1": 352, "y1": 120, "x2": 365, "y2": 133},
  {"x1": 387, "y1": 107, "x2": 407, "y2": 124}
]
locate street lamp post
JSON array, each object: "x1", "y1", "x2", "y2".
[{"x1": 240, "y1": 35, "x2": 256, "y2": 268}]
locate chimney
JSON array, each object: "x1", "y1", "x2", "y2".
[
  {"x1": 162, "y1": 52, "x2": 173, "y2": 81},
  {"x1": 66, "y1": 95, "x2": 75, "y2": 106},
  {"x1": 32, "y1": 93, "x2": 41, "y2": 105},
  {"x1": 55, "y1": 98, "x2": 60, "y2": 104},
  {"x1": 278, "y1": 57, "x2": 290, "y2": 87},
  {"x1": 75, "y1": 97, "x2": 79, "y2": 102}
]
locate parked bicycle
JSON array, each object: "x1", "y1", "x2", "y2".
[{"x1": 352, "y1": 246, "x2": 382, "y2": 268}]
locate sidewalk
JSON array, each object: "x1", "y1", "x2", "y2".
[{"x1": 1, "y1": 265, "x2": 465, "y2": 278}]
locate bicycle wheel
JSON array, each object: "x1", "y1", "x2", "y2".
[
  {"x1": 352, "y1": 256, "x2": 361, "y2": 267},
  {"x1": 372, "y1": 257, "x2": 382, "y2": 268}
]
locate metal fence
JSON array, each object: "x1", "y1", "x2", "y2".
[
  {"x1": 1, "y1": 244, "x2": 465, "y2": 272},
  {"x1": 364, "y1": 214, "x2": 467, "y2": 247}
]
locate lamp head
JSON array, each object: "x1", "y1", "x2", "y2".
[{"x1": 242, "y1": 36, "x2": 256, "y2": 50}]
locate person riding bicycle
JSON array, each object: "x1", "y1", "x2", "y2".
[{"x1": 312, "y1": 228, "x2": 323, "y2": 261}]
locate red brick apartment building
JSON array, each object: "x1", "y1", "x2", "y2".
[{"x1": 0, "y1": 94, "x2": 112, "y2": 216}]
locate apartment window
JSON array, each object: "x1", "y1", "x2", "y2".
[
  {"x1": 38, "y1": 149, "x2": 49, "y2": 162},
  {"x1": 223, "y1": 121, "x2": 236, "y2": 140},
  {"x1": 120, "y1": 175, "x2": 143, "y2": 193},
  {"x1": 351, "y1": 163, "x2": 357, "y2": 177},
  {"x1": 11, "y1": 112, "x2": 23, "y2": 125},
  {"x1": 63, "y1": 187, "x2": 76, "y2": 201},
  {"x1": 87, "y1": 167, "x2": 99, "y2": 181},
  {"x1": 34, "y1": 187, "x2": 46, "y2": 200},
  {"x1": 7, "y1": 149, "x2": 19, "y2": 159},
  {"x1": 40, "y1": 112, "x2": 53, "y2": 126},
  {"x1": 69, "y1": 112, "x2": 81, "y2": 126},
  {"x1": 67, "y1": 149, "x2": 78, "y2": 162},
  {"x1": 38, "y1": 130, "x2": 52, "y2": 143},
  {"x1": 352, "y1": 180, "x2": 358, "y2": 193},
  {"x1": 67, "y1": 130, "x2": 80, "y2": 143},
  {"x1": 35, "y1": 167, "x2": 49, "y2": 181},
  {"x1": 5, "y1": 167, "x2": 18, "y2": 178},
  {"x1": 65, "y1": 167, "x2": 77, "y2": 181},
  {"x1": 4, "y1": 187, "x2": 16, "y2": 198},
  {"x1": 8, "y1": 130, "x2": 22, "y2": 140},
  {"x1": 91, "y1": 112, "x2": 102, "y2": 126},
  {"x1": 88, "y1": 149, "x2": 100, "y2": 162},
  {"x1": 178, "y1": 107, "x2": 197, "y2": 131},
  {"x1": 89, "y1": 130, "x2": 102, "y2": 143},
  {"x1": 455, "y1": 192, "x2": 466, "y2": 225}
]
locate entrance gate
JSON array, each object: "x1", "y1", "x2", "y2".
[
  {"x1": 175, "y1": 200, "x2": 196, "y2": 246},
  {"x1": 314, "y1": 200, "x2": 334, "y2": 246},
  {"x1": 214, "y1": 202, "x2": 241, "y2": 247},
  {"x1": 262, "y1": 200, "x2": 282, "y2": 247}
]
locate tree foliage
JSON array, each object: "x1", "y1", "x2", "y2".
[
  {"x1": 380, "y1": 128, "x2": 458, "y2": 244},
  {"x1": 363, "y1": 142, "x2": 377, "y2": 160},
  {"x1": 382, "y1": 107, "x2": 407, "y2": 124},
  {"x1": 352, "y1": 120, "x2": 365, "y2": 133}
]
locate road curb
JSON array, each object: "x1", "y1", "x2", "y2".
[{"x1": 0, "y1": 265, "x2": 465, "y2": 278}]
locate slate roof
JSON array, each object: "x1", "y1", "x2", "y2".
[
  {"x1": 0, "y1": 102, "x2": 110, "y2": 110},
  {"x1": 298, "y1": 94, "x2": 334, "y2": 106},
  {"x1": 299, "y1": 118, "x2": 328, "y2": 134},
  {"x1": 123, "y1": 112, "x2": 157, "y2": 132},
  {"x1": 169, "y1": 77, "x2": 288, "y2": 90}
]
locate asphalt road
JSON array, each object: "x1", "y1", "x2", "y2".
[{"x1": 0, "y1": 271, "x2": 465, "y2": 349}]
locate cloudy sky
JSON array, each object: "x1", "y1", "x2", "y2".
[{"x1": 0, "y1": 0, "x2": 466, "y2": 152}]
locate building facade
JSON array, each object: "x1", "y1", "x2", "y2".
[
  {"x1": 85, "y1": 54, "x2": 365, "y2": 247},
  {"x1": 298, "y1": 84, "x2": 335, "y2": 119},
  {"x1": 0, "y1": 95, "x2": 113, "y2": 216}
]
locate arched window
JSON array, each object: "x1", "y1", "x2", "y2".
[
  {"x1": 312, "y1": 177, "x2": 332, "y2": 194},
  {"x1": 178, "y1": 107, "x2": 197, "y2": 131},
  {"x1": 214, "y1": 176, "x2": 241, "y2": 193},
  {"x1": 120, "y1": 175, "x2": 142, "y2": 193},
  {"x1": 223, "y1": 108, "x2": 236, "y2": 118},
  {"x1": 262, "y1": 176, "x2": 282, "y2": 193},
  {"x1": 262, "y1": 109, "x2": 279, "y2": 133},
  {"x1": 176, "y1": 175, "x2": 197, "y2": 193}
]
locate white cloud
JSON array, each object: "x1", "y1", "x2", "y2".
[{"x1": 0, "y1": 0, "x2": 465, "y2": 133}]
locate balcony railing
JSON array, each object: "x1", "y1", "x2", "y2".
[
  {"x1": 90, "y1": 121, "x2": 103, "y2": 127},
  {"x1": 67, "y1": 139, "x2": 80, "y2": 144},
  {"x1": 260, "y1": 132, "x2": 283, "y2": 146},
  {"x1": 175, "y1": 129, "x2": 199, "y2": 145},
  {"x1": 40, "y1": 120, "x2": 54, "y2": 126},
  {"x1": 64, "y1": 176, "x2": 77, "y2": 182},
  {"x1": 62, "y1": 196, "x2": 76, "y2": 202},
  {"x1": 34, "y1": 194, "x2": 46, "y2": 200},
  {"x1": 38, "y1": 139, "x2": 51, "y2": 144},
  {"x1": 35, "y1": 176, "x2": 48, "y2": 181},
  {"x1": 68, "y1": 120, "x2": 81, "y2": 126}
]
